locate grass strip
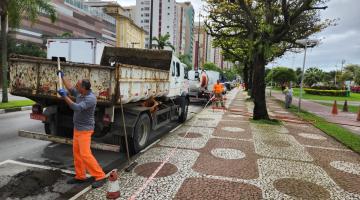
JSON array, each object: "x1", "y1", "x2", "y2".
[
  {"x1": 272, "y1": 87, "x2": 360, "y2": 101},
  {"x1": 0, "y1": 100, "x2": 34, "y2": 109},
  {"x1": 275, "y1": 99, "x2": 360, "y2": 154},
  {"x1": 318, "y1": 102, "x2": 359, "y2": 114}
]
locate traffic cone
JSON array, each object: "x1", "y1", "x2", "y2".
[
  {"x1": 332, "y1": 100, "x2": 338, "y2": 115},
  {"x1": 343, "y1": 100, "x2": 348, "y2": 112},
  {"x1": 357, "y1": 106, "x2": 360, "y2": 121},
  {"x1": 106, "y1": 170, "x2": 120, "y2": 199}
]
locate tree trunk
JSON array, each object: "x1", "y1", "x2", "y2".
[
  {"x1": 1, "y1": 13, "x2": 8, "y2": 102},
  {"x1": 243, "y1": 63, "x2": 249, "y2": 91},
  {"x1": 248, "y1": 62, "x2": 254, "y2": 98},
  {"x1": 252, "y1": 52, "x2": 269, "y2": 120}
]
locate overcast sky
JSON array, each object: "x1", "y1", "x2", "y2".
[{"x1": 119, "y1": 0, "x2": 360, "y2": 72}]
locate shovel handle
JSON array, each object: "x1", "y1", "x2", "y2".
[{"x1": 57, "y1": 57, "x2": 63, "y2": 89}]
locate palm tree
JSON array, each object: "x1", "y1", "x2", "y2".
[
  {"x1": 1, "y1": 0, "x2": 56, "y2": 102},
  {"x1": 152, "y1": 33, "x2": 174, "y2": 51}
]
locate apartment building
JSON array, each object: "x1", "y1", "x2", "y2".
[
  {"x1": 175, "y1": 2, "x2": 194, "y2": 61},
  {"x1": 193, "y1": 23, "x2": 233, "y2": 70},
  {"x1": 103, "y1": 5, "x2": 146, "y2": 48},
  {"x1": 134, "y1": 0, "x2": 182, "y2": 50},
  {"x1": 9, "y1": 0, "x2": 117, "y2": 46}
]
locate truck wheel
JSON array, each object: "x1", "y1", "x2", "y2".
[
  {"x1": 132, "y1": 113, "x2": 151, "y2": 153},
  {"x1": 178, "y1": 97, "x2": 189, "y2": 123}
]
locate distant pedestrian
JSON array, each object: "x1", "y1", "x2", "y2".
[{"x1": 283, "y1": 83, "x2": 293, "y2": 109}]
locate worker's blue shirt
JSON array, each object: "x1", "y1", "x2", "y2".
[{"x1": 69, "y1": 88, "x2": 96, "y2": 131}]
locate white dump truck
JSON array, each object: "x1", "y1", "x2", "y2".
[
  {"x1": 188, "y1": 70, "x2": 220, "y2": 101},
  {"x1": 9, "y1": 47, "x2": 189, "y2": 153}
]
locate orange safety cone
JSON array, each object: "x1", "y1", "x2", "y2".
[
  {"x1": 357, "y1": 106, "x2": 360, "y2": 121},
  {"x1": 332, "y1": 100, "x2": 338, "y2": 115},
  {"x1": 106, "y1": 170, "x2": 120, "y2": 199},
  {"x1": 343, "y1": 100, "x2": 348, "y2": 112}
]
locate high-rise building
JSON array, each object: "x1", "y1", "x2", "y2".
[
  {"x1": 193, "y1": 22, "x2": 234, "y2": 70},
  {"x1": 134, "y1": 0, "x2": 177, "y2": 49},
  {"x1": 175, "y1": 2, "x2": 194, "y2": 62}
]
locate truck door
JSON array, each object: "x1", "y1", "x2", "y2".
[{"x1": 169, "y1": 61, "x2": 181, "y2": 96}]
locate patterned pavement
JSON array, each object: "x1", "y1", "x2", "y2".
[{"x1": 82, "y1": 89, "x2": 360, "y2": 200}]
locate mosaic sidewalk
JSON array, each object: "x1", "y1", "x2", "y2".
[{"x1": 82, "y1": 89, "x2": 360, "y2": 200}]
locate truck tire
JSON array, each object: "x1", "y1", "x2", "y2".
[
  {"x1": 178, "y1": 97, "x2": 189, "y2": 123},
  {"x1": 131, "y1": 113, "x2": 151, "y2": 153}
]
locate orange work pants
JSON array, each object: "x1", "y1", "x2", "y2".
[{"x1": 73, "y1": 129, "x2": 105, "y2": 181}]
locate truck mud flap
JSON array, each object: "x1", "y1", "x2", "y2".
[{"x1": 18, "y1": 130, "x2": 120, "y2": 152}]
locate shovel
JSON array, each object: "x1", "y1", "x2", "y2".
[{"x1": 51, "y1": 57, "x2": 66, "y2": 96}]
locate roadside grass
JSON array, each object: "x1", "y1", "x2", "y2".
[
  {"x1": 275, "y1": 99, "x2": 360, "y2": 154},
  {"x1": 0, "y1": 100, "x2": 34, "y2": 109},
  {"x1": 272, "y1": 87, "x2": 360, "y2": 101},
  {"x1": 318, "y1": 102, "x2": 359, "y2": 114}
]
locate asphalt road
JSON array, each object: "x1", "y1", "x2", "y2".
[
  {"x1": 0, "y1": 110, "x2": 48, "y2": 162},
  {"x1": 0, "y1": 103, "x2": 204, "y2": 169}
]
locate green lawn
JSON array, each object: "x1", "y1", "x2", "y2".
[
  {"x1": 273, "y1": 87, "x2": 360, "y2": 101},
  {"x1": 275, "y1": 99, "x2": 360, "y2": 154},
  {"x1": 0, "y1": 100, "x2": 35, "y2": 109},
  {"x1": 319, "y1": 102, "x2": 359, "y2": 113}
]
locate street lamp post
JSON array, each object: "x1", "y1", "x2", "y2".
[
  {"x1": 335, "y1": 64, "x2": 337, "y2": 86},
  {"x1": 149, "y1": 0, "x2": 154, "y2": 49},
  {"x1": 296, "y1": 39, "x2": 319, "y2": 112}
]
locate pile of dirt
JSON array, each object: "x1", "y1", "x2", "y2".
[{"x1": 0, "y1": 169, "x2": 63, "y2": 199}]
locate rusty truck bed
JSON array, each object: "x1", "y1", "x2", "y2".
[{"x1": 9, "y1": 47, "x2": 173, "y2": 105}]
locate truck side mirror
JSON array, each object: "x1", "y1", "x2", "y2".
[
  {"x1": 195, "y1": 71, "x2": 199, "y2": 79},
  {"x1": 184, "y1": 71, "x2": 188, "y2": 79}
]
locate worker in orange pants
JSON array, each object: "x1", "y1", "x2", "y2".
[
  {"x1": 57, "y1": 71, "x2": 106, "y2": 188},
  {"x1": 213, "y1": 80, "x2": 225, "y2": 107},
  {"x1": 73, "y1": 129, "x2": 106, "y2": 182}
]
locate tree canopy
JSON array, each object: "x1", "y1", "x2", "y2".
[
  {"x1": 205, "y1": 0, "x2": 332, "y2": 119},
  {"x1": 152, "y1": 33, "x2": 175, "y2": 50},
  {"x1": 266, "y1": 67, "x2": 297, "y2": 86},
  {"x1": 202, "y1": 62, "x2": 222, "y2": 72},
  {"x1": 1, "y1": 0, "x2": 57, "y2": 102},
  {"x1": 178, "y1": 54, "x2": 193, "y2": 71},
  {"x1": 303, "y1": 67, "x2": 325, "y2": 87}
]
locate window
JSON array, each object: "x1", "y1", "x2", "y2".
[
  {"x1": 141, "y1": 14, "x2": 143, "y2": 17},
  {"x1": 168, "y1": 6, "x2": 170, "y2": 9},
  {"x1": 145, "y1": 13, "x2": 150, "y2": 17},
  {"x1": 168, "y1": 0, "x2": 170, "y2": 2},
  {"x1": 168, "y1": 13, "x2": 170, "y2": 15},
  {"x1": 172, "y1": 62, "x2": 175, "y2": 76},
  {"x1": 141, "y1": 8, "x2": 143, "y2": 11},
  {"x1": 167, "y1": 26, "x2": 169, "y2": 28},
  {"x1": 144, "y1": 7, "x2": 150, "y2": 11},
  {"x1": 144, "y1": 19, "x2": 149, "y2": 23},
  {"x1": 184, "y1": 69, "x2": 188, "y2": 79},
  {"x1": 176, "y1": 62, "x2": 180, "y2": 77}
]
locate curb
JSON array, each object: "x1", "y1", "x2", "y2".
[{"x1": 0, "y1": 106, "x2": 32, "y2": 114}]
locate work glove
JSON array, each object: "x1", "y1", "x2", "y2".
[
  {"x1": 57, "y1": 70, "x2": 64, "y2": 78},
  {"x1": 57, "y1": 88, "x2": 67, "y2": 97}
]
